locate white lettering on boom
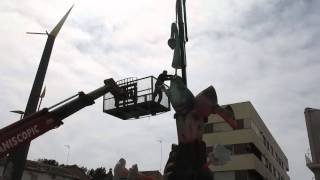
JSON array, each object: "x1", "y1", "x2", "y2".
[{"x1": 0, "y1": 125, "x2": 41, "y2": 154}]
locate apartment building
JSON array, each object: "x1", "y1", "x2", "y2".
[
  {"x1": 304, "y1": 108, "x2": 320, "y2": 180},
  {"x1": 203, "y1": 101, "x2": 289, "y2": 180}
]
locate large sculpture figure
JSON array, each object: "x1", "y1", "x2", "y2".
[
  {"x1": 113, "y1": 158, "x2": 156, "y2": 180},
  {"x1": 113, "y1": 158, "x2": 127, "y2": 180},
  {"x1": 162, "y1": 76, "x2": 236, "y2": 180}
]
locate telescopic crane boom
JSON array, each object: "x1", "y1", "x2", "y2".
[{"x1": 0, "y1": 78, "x2": 123, "y2": 158}]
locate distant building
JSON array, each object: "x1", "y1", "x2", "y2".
[
  {"x1": 304, "y1": 108, "x2": 320, "y2": 180},
  {"x1": 64, "y1": 165, "x2": 90, "y2": 180},
  {"x1": 203, "y1": 101, "x2": 290, "y2": 180},
  {"x1": 0, "y1": 159, "x2": 89, "y2": 180}
]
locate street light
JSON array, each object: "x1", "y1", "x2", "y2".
[
  {"x1": 10, "y1": 110, "x2": 25, "y2": 120},
  {"x1": 5, "y1": 6, "x2": 73, "y2": 180},
  {"x1": 64, "y1": 145, "x2": 70, "y2": 165},
  {"x1": 157, "y1": 139, "x2": 163, "y2": 172}
]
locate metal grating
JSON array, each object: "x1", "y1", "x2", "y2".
[{"x1": 103, "y1": 76, "x2": 170, "y2": 120}]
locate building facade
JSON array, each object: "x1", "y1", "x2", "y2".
[
  {"x1": 304, "y1": 108, "x2": 320, "y2": 180},
  {"x1": 203, "y1": 101, "x2": 289, "y2": 180},
  {"x1": 0, "y1": 159, "x2": 88, "y2": 180}
]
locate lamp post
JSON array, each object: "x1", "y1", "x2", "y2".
[
  {"x1": 3, "y1": 6, "x2": 73, "y2": 180},
  {"x1": 64, "y1": 145, "x2": 70, "y2": 165},
  {"x1": 157, "y1": 139, "x2": 163, "y2": 172},
  {"x1": 176, "y1": 0, "x2": 188, "y2": 86},
  {"x1": 171, "y1": 0, "x2": 188, "y2": 144}
]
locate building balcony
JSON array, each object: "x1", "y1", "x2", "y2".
[
  {"x1": 209, "y1": 154, "x2": 288, "y2": 180},
  {"x1": 204, "y1": 129, "x2": 254, "y2": 144},
  {"x1": 306, "y1": 153, "x2": 320, "y2": 173},
  {"x1": 204, "y1": 129, "x2": 290, "y2": 180}
]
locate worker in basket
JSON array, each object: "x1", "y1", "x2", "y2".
[{"x1": 152, "y1": 70, "x2": 173, "y2": 104}]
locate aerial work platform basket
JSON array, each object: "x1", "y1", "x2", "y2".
[{"x1": 103, "y1": 76, "x2": 170, "y2": 120}]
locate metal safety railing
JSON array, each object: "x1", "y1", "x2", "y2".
[{"x1": 103, "y1": 76, "x2": 170, "y2": 119}]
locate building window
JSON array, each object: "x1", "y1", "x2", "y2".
[
  {"x1": 264, "y1": 158, "x2": 269, "y2": 168},
  {"x1": 235, "y1": 170, "x2": 247, "y2": 180},
  {"x1": 248, "y1": 170, "x2": 264, "y2": 180},
  {"x1": 251, "y1": 122, "x2": 261, "y2": 136},
  {"x1": 277, "y1": 172, "x2": 281, "y2": 179},
  {"x1": 231, "y1": 143, "x2": 262, "y2": 160},
  {"x1": 224, "y1": 144, "x2": 234, "y2": 154},
  {"x1": 234, "y1": 144, "x2": 247, "y2": 154},
  {"x1": 30, "y1": 173, "x2": 38, "y2": 180},
  {"x1": 236, "y1": 119, "x2": 244, "y2": 129},
  {"x1": 204, "y1": 123, "x2": 213, "y2": 134},
  {"x1": 268, "y1": 163, "x2": 272, "y2": 172}
]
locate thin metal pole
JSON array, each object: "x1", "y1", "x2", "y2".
[
  {"x1": 65, "y1": 145, "x2": 70, "y2": 165},
  {"x1": 157, "y1": 140, "x2": 163, "y2": 172},
  {"x1": 8, "y1": 34, "x2": 53, "y2": 180},
  {"x1": 174, "y1": 0, "x2": 188, "y2": 144},
  {"x1": 176, "y1": 0, "x2": 187, "y2": 86},
  {"x1": 160, "y1": 141, "x2": 162, "y2": 172}
]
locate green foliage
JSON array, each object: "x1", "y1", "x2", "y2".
[
  {"x1": 37, "y1": 158, "x2": 59, "y2": 166},
  {"x1": 80, "y1": 166, "x2": 88, "y2": 174},
  {"x1": 88, "y1": 167, "x2": 107, "y2": 180}
]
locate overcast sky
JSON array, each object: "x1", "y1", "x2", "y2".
[{"x1": 0, "y1": 0, "x2": 319, "y2": 179}]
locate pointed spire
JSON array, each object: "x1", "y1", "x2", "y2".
[{"x1": 50, "y1": 5, "x2": 74, "y2": 37}]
